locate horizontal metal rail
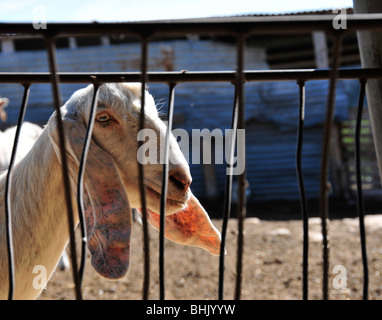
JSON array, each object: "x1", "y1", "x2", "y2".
[
  {"x1": 1, "y1": 14, "x2": 381, "y2": 301},
  {"x1": 0, "y1": 68, "x2": 381, "y2": 84}
]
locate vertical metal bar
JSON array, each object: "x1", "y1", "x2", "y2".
[
  {"x1": 77, "y1": 83, "x2": 100, "y2": 286},
  {"x1": 45, "y1": 37, "x2": 82, "y2": 300},
  {"x1": 139, "y1": 35, "x2": 150, "y2": 300},
  {"x1": 219, "y1": 84, "x2": 239, "y2": 300},
  {"x1": 296, "y1": 80, "x2": 309, "y2": 300},
  {"x1": 234, "y1": 33, "x2": 247, "y2": 300},
  {"x1": 4, "y1": 83, "x2": 30, "y2": 300},
  {"x1": 159, "y1": 83, "x2": 176, "y2": 300},
  {"x1": 318, "y1": 32, "x2": 343, "y2": 300},
  {"x1": 355, "y1": 78, "x2": 369, "y2": 300}
]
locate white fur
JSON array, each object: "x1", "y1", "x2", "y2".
[
  {"x1": 0, "y1": 83, "x2": 191, "y2": 299},
  {"x1": 0, "y1": 122, "x2": 43, "y2": 172}
]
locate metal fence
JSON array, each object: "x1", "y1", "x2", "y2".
[{"x1": 1, "y1": 14, "x2": 382, "y2": 300}]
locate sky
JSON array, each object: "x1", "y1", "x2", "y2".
[{"x1": 0, "y1": 0, "x2": 354, "y2": 22}]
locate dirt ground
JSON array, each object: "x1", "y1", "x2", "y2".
[{"x1": 38, "y1": 200, "x2": 382, "y2": 301}]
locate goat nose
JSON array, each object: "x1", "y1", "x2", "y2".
[{"x1": 169, "y1": 164, "x2": 192, "y2": 190}]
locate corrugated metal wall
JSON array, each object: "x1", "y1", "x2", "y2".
[{"x1": 0, "y1": 38, "x2": 351, "y2": 202}]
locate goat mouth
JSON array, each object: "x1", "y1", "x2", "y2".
[{"x1": 145, "y1": 184, "x2": 188, "y2": 209}]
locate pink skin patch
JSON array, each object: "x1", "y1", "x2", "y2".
[
  {"x1": 84, "y1": 169, "x2": 131, "y2": 279},
  {"x1": 62, "y1": 118, "x2": 131, "y2": 280},
  {"x1": 139, "y1": 193, "x2": 222, "y2": 255},
  {"x1": 53, "y1": 113, "x2": 222, "y2": 281}
]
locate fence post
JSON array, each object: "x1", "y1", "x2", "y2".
[{"x1": 353, "y1": 0, "x2": 382, "y2": 185}]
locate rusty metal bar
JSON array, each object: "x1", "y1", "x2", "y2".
[
  {"x1": 219, "y1": 83, "x2": 239, "y2": 300},
  {"x1": 296, "y1": 80, "x2": 309, "y2": 300},
  {"x1": 0, "y1": 68, "x2": 382, "y2": 84},
  {"x1": 0, "y1": 15, "x2": 381, "y2": 301},
  {"x1": 138, "y1": 36, "x2": 150, "y2": 301},
  {"x1": 4, "y1": 83, "x2": 30, "y2": 300},
  {"x1": 45, "y1": 37, "x2": 82, "y2": 300},
  {"x1": 159, "y1": 83, "x2": 176, "y2": 300},
  {"x1": 318, "y1": 31, "x2": 343, "y2": 300},
  {"x1": 76, "y1": 83, "x2": 100, "y2": 286},
  {"x1": 234, "y1": 33, "x2": 247, "y2": 301},
  {"x1": 355, "y1": 79, "x2": 369, "y2": 300}
]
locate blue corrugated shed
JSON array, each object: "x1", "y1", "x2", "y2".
[
  {"x1": 168, "y1": 80, "x2": 349, "y2": 201},
  {"x1": 0, "y1": 39, "x2": 351, "y2": 201}
]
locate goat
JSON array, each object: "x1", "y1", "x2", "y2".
[
  {"x1": 0, "y1": 83, "x2": 221, "y2": 299},
  {"x1": 0, "y1": 122, "x2": 70, "y2": 272},
  {"x1": 0, "y1": 122, "x2": 43, "y2": 172}
]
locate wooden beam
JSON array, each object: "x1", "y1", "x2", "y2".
[
  {"x1": 312, "y1": 31, "x2": 329, "y2": 68},
  {"x1": 354, "y1": 0, "x2": 382, "y2": 186},
  {"x1": 1, "y1": 39, "x2": 15, "y2": 54}
]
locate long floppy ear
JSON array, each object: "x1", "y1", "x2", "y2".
[
  {"x1": 48, "y1": 110, "x2": 131, "y2": 280},
  {"x1": 139, "y1": 192, "x2": 223, "y2": 255}
]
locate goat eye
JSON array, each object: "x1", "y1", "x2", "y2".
[{"x1": 96, "y1": 113, "x2": 111, "y2": 122}]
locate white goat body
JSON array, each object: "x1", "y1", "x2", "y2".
[
  {"x1": 0, "y1": 83, "x2": 221, "y2": 299},
  {"x1": 0, "y1": 122, "x2": 43, "y2": 172}
]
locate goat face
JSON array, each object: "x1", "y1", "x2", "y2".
[
  {"x1": 48, "y1": 83, "x2": 221, "y2": 280},
  {"x1": 91, "y1": 83, "x2": 192, "y2": 216}
]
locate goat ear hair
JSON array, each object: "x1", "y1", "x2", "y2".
[{"x1": 48, "y1": 111, "x2": 132, "y2": 280}]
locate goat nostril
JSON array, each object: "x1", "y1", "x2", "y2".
[
  {"x1": 169, "y1": 175, "x2": 186, "y2": 191},
  {"x1": 169, "y1": 166, "x2": 192, "y2": 190}
]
